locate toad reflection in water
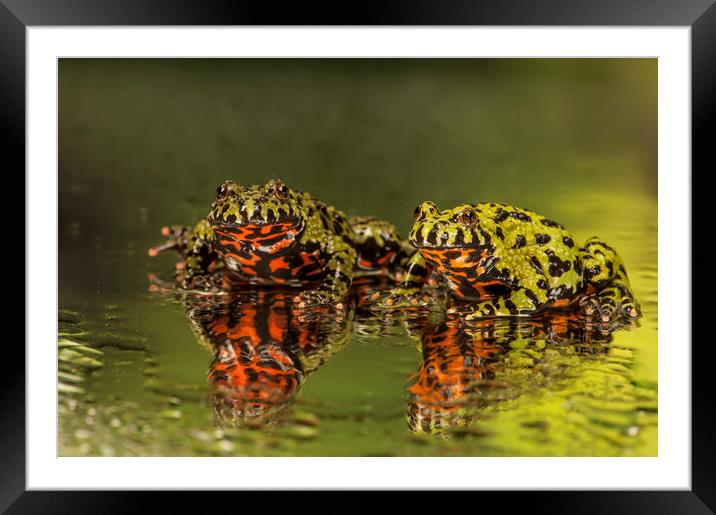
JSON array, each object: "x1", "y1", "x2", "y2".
[
  {"x1": 182, "y1": 287, "x2": 353, "y2": 426},
  {"x1": 156, "y1": 273, "x2": 643, "y2": 437},
  {"x1": 404, "y1": 311, "x2": 639, "y2": 436}
]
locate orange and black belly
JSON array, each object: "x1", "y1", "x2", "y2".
[
  {"x1": 212, "y1": 223, "x2": 326, "y2": 285},
  {"x1": 419, "y1": 246, "x2": 510, "y2": 301}
]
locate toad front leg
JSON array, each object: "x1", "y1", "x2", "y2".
[
  {"x1": 148, "y1": 219, "x2": 220, "y2": 290},
  {"x1": 369, "y1": 251, "x2": 435, "y2": 308},
  {"x1": 293, "y1": 237, "x2": 357, "y2": 309},
  {"x1": 451, "y1": 254, "x2": 550, "y2": 321}
]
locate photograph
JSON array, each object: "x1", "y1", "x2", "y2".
[{"x1": 57, "y1": 57, "x2": 658, "y2": 458}]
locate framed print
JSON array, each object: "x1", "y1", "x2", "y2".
[{"x1": 2, "y1": 0, "x2": 712, "y2": 512}]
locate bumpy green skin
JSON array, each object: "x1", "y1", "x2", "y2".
[
  {"x1": 376, "y1": 201, "x2": 640, "y2": 322},
  {"x1": 150, "y1": 179, "x2": 411, "y2": 307}
]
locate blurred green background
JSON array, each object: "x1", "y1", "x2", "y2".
[{"x1": 58, "y1": 59, "x2": 657, "y2": 457}]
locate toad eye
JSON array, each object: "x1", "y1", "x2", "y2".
[
  {"x1": 455, "y1": 208, "x2": 477, "y2": 227},
  {"x1": 271, "y1": 181, "x2": 289, "y2": 200},
  {"x1": 216, "y1": 181, "x2": 237, "y2": 199}
]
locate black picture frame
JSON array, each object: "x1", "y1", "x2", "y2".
[{"x1": 1, "y1": 1, "x2": 711, "y2": 512}]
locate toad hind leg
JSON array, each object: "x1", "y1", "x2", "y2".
[
  {"x1": 578, "y1": 238, "x2": 640, "y2": 321},
  {"x1": 457, "y1": 288, "x2": 542, "y2": 321}
]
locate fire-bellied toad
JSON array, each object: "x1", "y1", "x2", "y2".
[
  {"x1": 150, "y1": 178, "x2": 412, "y2": 308},
  {"x1": 373, "y1": 201, "x2": 640, "y2": 322}
]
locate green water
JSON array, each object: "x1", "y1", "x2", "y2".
[{"x1": 58, "y1": 58, "x2": 657, "y2": 457}]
